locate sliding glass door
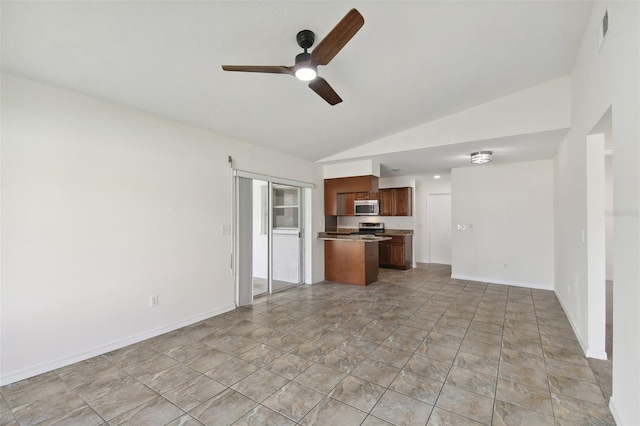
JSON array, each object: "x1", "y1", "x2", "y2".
[
  {"x1": 235, "y1": 176, "x2": 304, "y2": 306},
  {"x1": 252, "y1": 180, "x2": 269, "y2": 297}
]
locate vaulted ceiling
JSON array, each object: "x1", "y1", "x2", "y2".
[{"x1": 1, "y1": 1, "x2": 593, "y2": 175}]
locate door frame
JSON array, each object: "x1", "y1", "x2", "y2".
[{"x1": 232, "y1": 170, "x2": 314, "y2": 306}]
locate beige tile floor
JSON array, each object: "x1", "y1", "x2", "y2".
[{"x1": 0, "y1": 264, "x2": 615, "y2": 425}]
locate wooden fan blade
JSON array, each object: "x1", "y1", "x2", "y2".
[
  {"x1": 222, "y1": 65, "x2": 294, "y2": 75},
  {"x1": 308, "y1": 77, "x2": 342, "y2": 105},
  {"x1": 311, "y1": 9, "x2": 364, "y2": 66}
]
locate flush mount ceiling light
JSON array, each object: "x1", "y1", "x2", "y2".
[
  {"x1": 470, "y1": 151, "x2": 493, "y2": 164},
  {"x1": 434, "y1": 175, "x2": 441, "y2": 179}
]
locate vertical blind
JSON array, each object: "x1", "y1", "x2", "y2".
[{"x1": 236, "y1": 176, "x2": 253, "y2": 306}]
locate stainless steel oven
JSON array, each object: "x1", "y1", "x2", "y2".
[{"x1": 354, "y1": 199, "x2": 380, "y2": 216}]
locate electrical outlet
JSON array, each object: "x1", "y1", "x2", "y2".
[
  {"x1": 150, "y1": 295, "x2": 159, "y2": 307},
  {"x1": 503, "y1": 263, "x2": 508, "y2": 269},
  {"x1": 220, "y1": 225, "x2": 231, "y2": 236}
]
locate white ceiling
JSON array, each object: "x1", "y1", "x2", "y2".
[{"x1": 1, "y1": 1, "x2": 592, "y2": 174}]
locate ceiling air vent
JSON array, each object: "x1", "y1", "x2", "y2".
[{"x1": 599, "y1": 8, "x2": 609, "y2": 48}]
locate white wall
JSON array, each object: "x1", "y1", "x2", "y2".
[
  {"x1": 323, "y1": 159, "x2": 380, "y2": 178},
  {"x1": 415, "y1": 177, "x2": 452, "y2": 264},
  {"x1": 605, "y1": 154, "x2": 613, "y2": 280},
  {"x1": 554, "y1": 3, "x2": 640, "y2": 424},
  {"x1": 0, "y1": 73, "x2": 324, "y2": 385},
  {"x1": 451, "y1": 160, "x2": 554, "y2": 289}
]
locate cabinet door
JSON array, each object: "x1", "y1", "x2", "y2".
[
  {"x1": 390, "y1": 243, "x2": 405, "y2": 267},
  {"x1": 379, "y1": 189, "x2": 393, "y2": 216},
  {"x1": 344, "y1": 193, "x2": 356, "y2": 216},
  {"x1": 379, "y1": 187, "x2": 412, "y2": 216},
  {"x1": 324, "y1": 179, "x2": 338, "y2": 215},
  {"x1": 378, "y1": 241, "x2": 392, "y2": 265},
  {"x1": 394, "y1": 188, "x2": 412, "y2": 216},
  {"x1": 334, "y1": 176, "x2": 379, "y2": 193}
]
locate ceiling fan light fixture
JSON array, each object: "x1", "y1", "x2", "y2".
[
  {"x1": 295, "y1": 66, "x2": 317, "y2": 81},
  {"x1": 294, "y1": 51, "x2": 317, "y2": 81}
]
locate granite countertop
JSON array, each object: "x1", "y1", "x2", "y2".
[
  {"x1": 319, "y1": 228, "x2": 414, "y2": 237},
  {"x1": 318, "y1": 228, "x2": 413, "y2": 241},
  {"x1": 318, "y1": 234, "x2": 392, "y2": 242},
  {"x1": 378, "y1": 229, "x2": 413, "y2": 236}
]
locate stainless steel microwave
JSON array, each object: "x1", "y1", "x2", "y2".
[{"x1": 354, "y1": 199, "x2": 380, "y2": 216}]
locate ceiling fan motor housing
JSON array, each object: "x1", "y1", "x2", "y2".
[{"x1": 295, "y1": 52, "x2": 312, "y2": 65}]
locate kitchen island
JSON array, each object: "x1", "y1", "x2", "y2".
[{"x1": 319, "y1": 234, "x2": 391, "y2": 286}]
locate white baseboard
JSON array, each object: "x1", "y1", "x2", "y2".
[
  {"x1": 609, "y1": 396, "x2": 623, "y2": 426},
  {"x1": 554, "y1": 290, "x2": 609, "y2": 361},
  {"x1": 450, "y1": 274, "x2": 553, "y2": 291},
  {"x1": 0, "y1": 304, "x2": 236, "y2": 386},
  {"x1": 586, "y1": 349, "x2": 608, "y2": 360},
  {"x1": 554, "y1": 291, "x2": 589, "y2": 357}
]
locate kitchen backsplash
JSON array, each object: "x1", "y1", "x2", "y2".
[{"x1": 337, "y1": 216, "x2": 415, "y2": 230}]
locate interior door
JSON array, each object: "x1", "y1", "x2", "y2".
[{"x1": 429, "y1": 193, "x2": 452, "y2": 264}]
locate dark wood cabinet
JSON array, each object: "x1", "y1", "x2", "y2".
[
  {"x1": 378, "y1": 240, "x2": 392, "y2": 265},
  {"x1": 394, "y1": 188, "x2": 411, "y2": 216},
  {"x1": 324, "y1": 179, "x2": 338, "y2": 215},
  {"x1": 324, "y1": 176, "x2": 379, "y2": 215},
  {"x1": 379, "y1": 235, "x2": 413, "y2": 270},
  {"x1": 379, "y1": 189, "x2": 393, "y2": 216},
  {"x1": 379, "y1": 187, "x2": 412, "y2": 216},
  {"x1": 355, "y1": 192, "x2": 379, "y2": 200},
  {"x1": 325, "y1": 240, "x2": 379, "y2": 286},
  {"x1": 345, "y1": 192, "x2": 356, "y2": 216}
]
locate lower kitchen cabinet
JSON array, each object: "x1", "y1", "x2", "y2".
[
  {"x1": 324, "y1": 239, "x2": 380, "y2": 286},
  {"x1": 379, "y1": 235, "x2": 413, "y2": 270}
]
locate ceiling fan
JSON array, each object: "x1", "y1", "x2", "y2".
[{"x1": 221, "y1": 9, "x2": 364, "y2": 105}]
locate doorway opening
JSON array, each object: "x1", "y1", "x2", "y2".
[
  {"x1": 428, "y1": 193, "x2": 452, "y2": 265},
  {"x1": 586, "y1": 107, "x2": 613, "y2": 359},
  {"x1": 585, "y1": 107, "x2": 613, "y2": 399}
]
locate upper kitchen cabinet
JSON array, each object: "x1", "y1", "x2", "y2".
[
  {"x1": 380, "y1": 187, "x2": 412, "y2": 216},
  {"x1": 324, "y1": 175, "x2": 379, "y2": 215},
  {"x1": 324, "y1": 179, "x2": 338, "y2": 216},
  {"x1": 337, "y1": 192, "x2": 356, "y2": 216},
  {"x1": 355, "y1": 192, "x2": 379, "y2": 200}
]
